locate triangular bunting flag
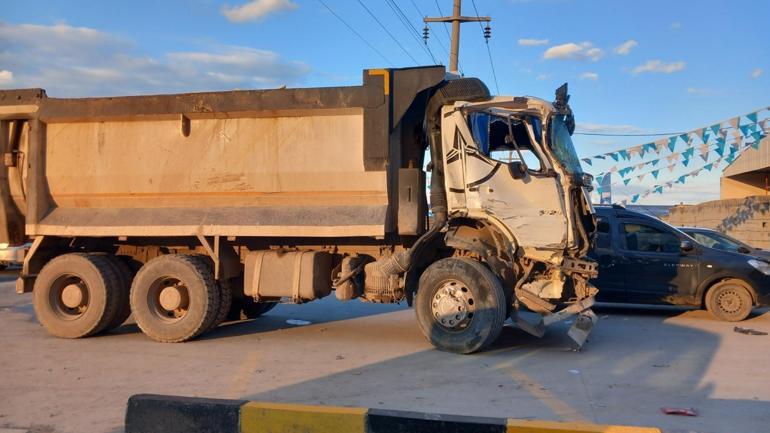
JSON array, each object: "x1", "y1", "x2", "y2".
[
  {"x1": 704, "y1": 163, "x2": 714, "y2": 171},
  {"x1": 631, "y1": 194, "x2": 640, "y2": 203},
  {"x1": 682, "y1": 158, "x2": 690, "y2": 167},
  {"x1": 651, "y1": 159, "x2": 660, "y2": 166},
  {"x1": 729, "y1": 116, "x2": 740, "y2": 130},
  {"x1": 610, "y1": 152, "x2": 619, "y2": 161},
  {"x1": 747, "y1": 111, "x2": 758, "y2": 123},
  {"x1": 668, "y1": 136, "x2": 677, "y2": 152},
  {"x1": 740, "y1": 124, "x2": 751, "y2": 137},
  {"x1": 710, "y1": 124, "x2": 721, "y2": 135},
  {"x1": 623, "y1": 178, "x2": 631, "y2": 185},
  {"x1": 654, "y1": 186, "x2": 663, "y2": 194},
  {"x1": 637, "y1": 173, "x2": 646, "y2": 182},
  {"x1": 677, "y1": 175, "x2": 686, "y2": 184},
  {"x1": 679, "y1": 133, "x2": 689, "y2": 144},
  {"x1": 655, "y1": 139, "x2": 667, "y2": 153},
  {"x1": 652, "y1": 169, "x2": 660, "y2": 179},
  {"x1": 595, "y1": 155, "x2": 606, "y2": 160},
  {"x1": 682, "y1": 148, "x2": 695, "y2": 160},
  {"x1": 668, "y1": 164, "x2": 676, "y2": 173},
  {"x1": 581, "y1": 158, "x2": 592, "y2": 166},
  {"x1": 701, "y1": 128, "x2": 709, "y2": 143}
]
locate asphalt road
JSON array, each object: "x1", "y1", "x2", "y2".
[{"x1": 1, "y1": 268, "x2": 769, "y2": 433}]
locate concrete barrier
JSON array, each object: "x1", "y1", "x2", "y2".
[{"x1": 126, "y1": 394, "x2": 662, "y2": 433}]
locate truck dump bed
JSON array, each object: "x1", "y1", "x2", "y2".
[{"x1": 0, "y1": 67, "x2": 444, "y2": 244}]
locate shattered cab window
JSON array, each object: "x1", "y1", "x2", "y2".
[{"x1": 469, "y1": 113, "x2": 543, "y2": 171}]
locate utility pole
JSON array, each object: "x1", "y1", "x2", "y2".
[{"x1": 424, "y1": 0, "x2": 490, "y2": 74}]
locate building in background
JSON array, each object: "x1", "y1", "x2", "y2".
[
  {"x1": 665, "y1": 138, "x2": 770, "y2": 248},
  {"x1": 721, "y1": 137, "x2": 770, "y2": 199}
]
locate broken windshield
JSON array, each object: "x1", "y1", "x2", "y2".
[
  {"x1": 468, "y1": 112, "x2": 544, "y2": 171},
  {"x1": 550, "y1": 115, "x2": 583, "y2": 176}
]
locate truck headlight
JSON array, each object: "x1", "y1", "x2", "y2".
[{"x1": 748, "y1": 259, "x2": 770, "y2": 276}]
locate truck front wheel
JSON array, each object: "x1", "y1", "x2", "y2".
[
  {"x1": 130, "y1": 254, "x2": 220, "y2": 342},
  {"x1": 415, "y1": 258, "x2": 507, "y2": 354}
]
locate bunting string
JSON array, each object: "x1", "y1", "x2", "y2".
[{"x1": 580, "y1": 106, "x2": 769, "y2": 167}]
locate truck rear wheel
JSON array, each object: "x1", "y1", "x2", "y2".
[
  {"x1": 705, "y1": 279, "x2": 754, "y2": 322},
  {"x1": 130, "y1": 254, "x2": 220, "y2": 342},
  {"x1": 99, "y1": 254, "x2": 135, "y2": 331},
  {"x1": 415, "y1": 257, "x2": 506, "y2": 354},
  {"x1": 33, "y1": 253, "x2": 121, "y2": 339}
]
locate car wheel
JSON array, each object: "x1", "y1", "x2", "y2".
[
  {"x1": 705, "y1": 279, "x2": 754, "y2": 322},
  {"x1": 415, "y1": 257, "x2": 507, "y2": 354}
]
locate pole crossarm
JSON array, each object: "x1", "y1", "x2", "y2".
[{"x1": 424, "y1": 16, "x2": 490, "y2": 23}]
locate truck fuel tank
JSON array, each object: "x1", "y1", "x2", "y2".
[{"x1": 244, "y1": 250, "x2": 333, "y2": 303}]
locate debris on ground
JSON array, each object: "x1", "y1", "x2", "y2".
[
  {"x1": 286, "y1": 319, "x2": 312, "y2": 326},
  {"x1": 661, "y1": 407, "x2": 698, "y2": 416},
  {"x1": 733, "y1": 326, "x2": 768, "y2": 336},
  {"x1": 568, "y1": 369, "x2": 580, "y2": 374},
  {"x1": 652, "y1": 363, "x2": 670, "y2": 368}
]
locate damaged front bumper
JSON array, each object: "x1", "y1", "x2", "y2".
[{"x1": 511, "y1": 296, "x2": 598, "y2": 349}]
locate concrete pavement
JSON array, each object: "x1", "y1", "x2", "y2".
[{"x1": 0, "y1": 269, "x2": 768, "y2": 433}]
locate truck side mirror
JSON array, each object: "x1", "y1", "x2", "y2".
[
  {"x1": 509, "y1": 161, "x2": 527, "y2": 180},
  {"x1": 680, "y1": 240, "x2": 694, "y2": 252}
]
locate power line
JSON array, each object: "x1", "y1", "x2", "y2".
[
  {"x1": 574, "y1": 132, "x2": 687, "y2": 137},
  {"x1": 433, "y1": 0, "x2": 463, "y2": 74},
  {"x1": 316, "y1": 0, "x2": 394, "y2": 66},
  {"x1": 410, "y1": 0, "x2": 451, "y2": 66},
  {"x1": 470, "y1": 0, "x2": 499, "y2": 94},
  {"x1": 356, "y1": 0, "x2": 419, "y2": 65},
  {"x1": 383, "y1": 0, "x2": 439, "y2": 65}
]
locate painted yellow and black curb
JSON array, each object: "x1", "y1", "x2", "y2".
[{"x1": 126, "y1": 394, "x2": 662, "y2": 433}]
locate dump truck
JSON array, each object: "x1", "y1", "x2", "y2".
[{"x1": 0, "y1": 66, "x2": 597, "y2": 353}]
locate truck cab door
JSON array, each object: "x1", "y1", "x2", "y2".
[
  {"x1": 616, "y1": 219, "x2": 700, "y2": 304},
  {"x1": 442, "y1": 110, "x2": 567, "y2": 253}
]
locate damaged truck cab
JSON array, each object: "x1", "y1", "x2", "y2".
[{"x1": 0, "y1": 66, "x2": 596, "y2": 353}]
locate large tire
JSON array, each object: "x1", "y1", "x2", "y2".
[
  {"x1": 98, "y1": 254, "x2": 135, "y2": 331},
  {"x1": 130, "y1": 254, "x2": 220, "y2": 342},
  {"x1": 33, "y1": 253, "x2": 122, "y2": 339},
  {"x1": 208, "y1": 278, "x2": 233, "y2": 331},
  {"x1": 705, "y1": 279, "x2": 754, "y2": 322},
  {"x1": 415, "y1": 257, "x2": 507, "y2": 354}
]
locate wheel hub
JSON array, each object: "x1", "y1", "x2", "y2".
[
  {"x1": 61, "y1": 283, "x2": 85, "y2": 308},
  {"x1": 431, "y1": 280, "x2": 474, "y2": 330},
  {"x1": 718, "y1": 291, "x2": 742, "y2": 313},
  {"x1": 159, "y1": 286, "x2": 184, "y2": 311}
]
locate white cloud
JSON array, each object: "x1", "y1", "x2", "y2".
[
  {"x1": 752, "y1": 68, "x2": 763, "y2": 79},
  {"x1": 222, "y1": 0, "x2": 298, "y2": 23},
  {"x1": 536, "y1": 74, "x2": 551, "y2": 81},
  {"x1": 0, "y1": 70, "x2": 13, "y2": 86},
  {"x1": 544, "y1": 42, "x2": 603, "y2": 61},
  {"x1": 613, "y1": 40, "x2": 637, "y2": 55},
  {"x1": 670, "y1": 22, "x2": 682, "y2": 30},
  {"x1": 687, "y1": 87, "x2": 712, "y2": 95},
  {"x1": 632, "y1": 60, "x2": 686, "y2": 75},
  {"x1": 576, "y1": 123, "x2": 646, "y2": 134},
  {"x1": 518, "y1": 38, "x2": 549, "y2": 46},
  {"x1": 0, "y1": 22, "x2": 310, "y2": 96},
  {"x1": 580, "y1": 72, "x2": 599, "y2": 81}
]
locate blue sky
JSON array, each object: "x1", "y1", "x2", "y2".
[{"x1": 2, "y1": 0, "x2": 768, "y2": 204}]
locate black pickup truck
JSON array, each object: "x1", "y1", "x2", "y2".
[{"x1": 590, "y1": 205, "x2": 770, "y2": 321}]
